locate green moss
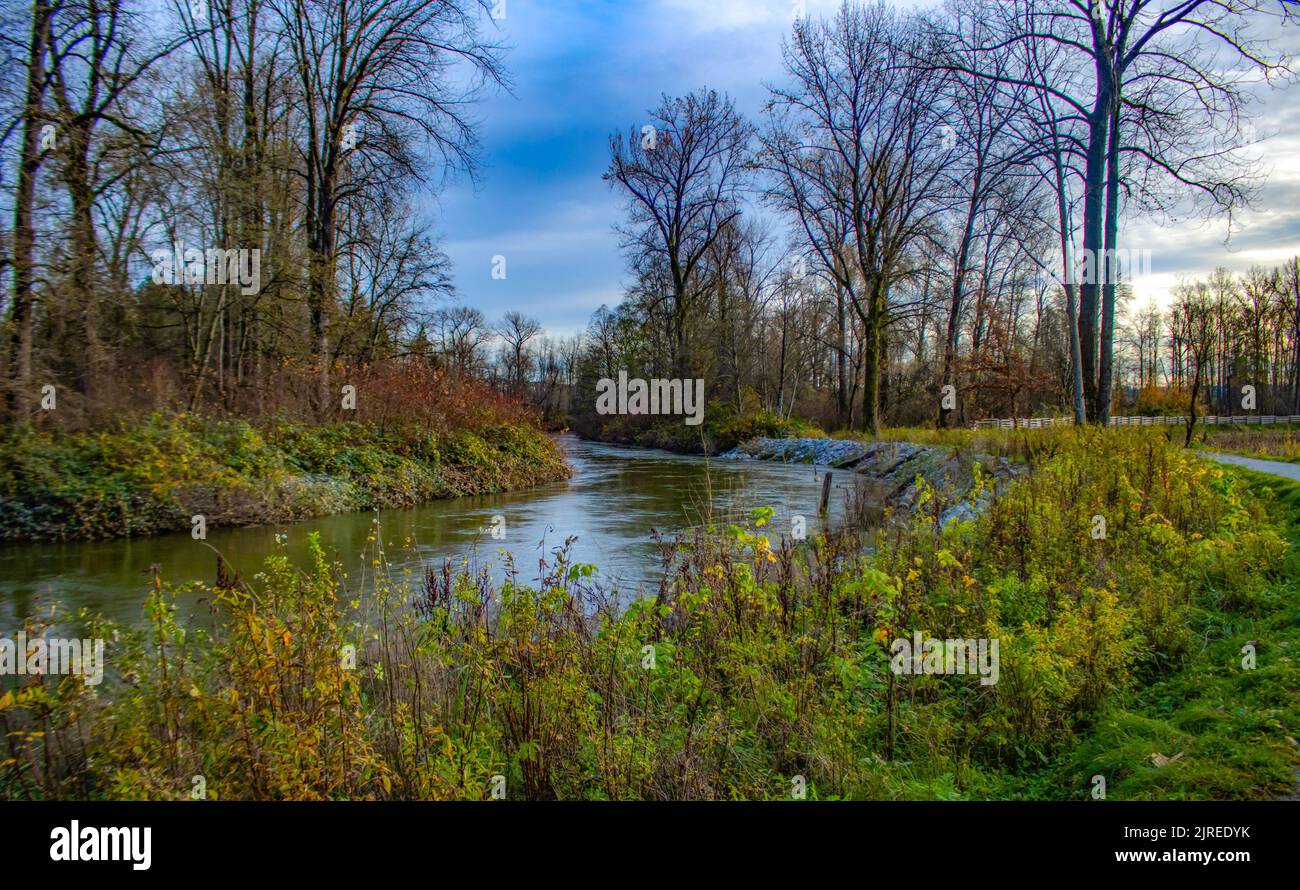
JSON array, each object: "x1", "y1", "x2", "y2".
[{"x1": 0, "y1": 413, "x2": 569, "y2": 542}]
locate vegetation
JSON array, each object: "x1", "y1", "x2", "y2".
[
  {"x1": 0, "y1": 1, "x2": 571, "y2": 544},
  {"x1": 0, "y1": 408, "x2": 567, "y2": 542},
  {"x1": 6, "y1": 2, "x2": 1287, "y2": 441},
  {"x1": 1, "y1": 0, "x2": 1298, "y2": 809},
  {"x1": 1195, "y1": 425, "x2": 1300, "y2": 464},
  {"x1": 565, "y1": 0, "x2": 1298, "y2": 440},
  {"x1": 575, "y1": 404, "x2": 824, "y2": 455},
  {"x1": 4, "y1": 428, "x2": 1295, "y2": 800},
  {"x1": 2, "y1": 0, "x2": 510, "y2": 424}
]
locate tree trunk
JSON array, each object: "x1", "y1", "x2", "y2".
[
  {"x1": 309, "y1": 166, "x2": 336, "y2": 414},
  {"x1": 1079, "y1": 81, "x2": 1111, "y2": 421},
  {"x1": 6, "y1": 0, "x2": 52, "y2": 421},
  {"x1": 940, "y1": 201, "x2": 979, "y2": 429},
  {"x1": 1097, "y1": 97, "x2": 1121, "y2": 425},
  {"x1": 860, "y1": 280, "x2": 885, "y2": 436},
  {"x1": 835, "y1": 281, "x2": 848, "y2": 426},
  {"x1": 63, "y1": 129, "x2": 104, "y2": 397}
]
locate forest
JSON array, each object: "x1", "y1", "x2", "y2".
[
  {"x1": 565, "y1": 0, "x2": 1300, "y2": 440},
  {"x1": 0, "y1": 0, "x2": 1296, "y2": 443}
]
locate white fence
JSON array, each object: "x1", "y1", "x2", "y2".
[{"x1": 972, "y1": 414, "x2": 1300, "y2": 430}]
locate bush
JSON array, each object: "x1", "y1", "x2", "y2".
[
  {"x1": 575, "y1": 402, "x2": 825, "y2": 455},
  {"x1": 0, "y1": 413, "x2": 568, "y2": 542},
  {"x1": 3, "y1": 428, "x2": 1294, "y2": 800}
]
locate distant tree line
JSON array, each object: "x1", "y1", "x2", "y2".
[
  {"x1": 567, "y1": 0, "x2": 1295, "y2": 434},
  {"x1": 1166, "y1": 260, "x2": 1300, "y2": 424}
]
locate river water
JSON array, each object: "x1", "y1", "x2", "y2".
[{"x1": 0, "y1": 436, "x2": 851, "y2": 629}]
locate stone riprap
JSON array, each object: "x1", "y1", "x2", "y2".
[
  {"x1": 719, "y1": 436, "x2": 1026, "y2": 525},
  {"x1": 717, "y1": 437, "x2": 867, "y2": 467}
]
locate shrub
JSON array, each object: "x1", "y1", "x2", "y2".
[
  {"x1": 3, "y1": 428, "x2": 1293, "y2": 800},
  {"x1": 0, "y1": 413, "x2": 568, "y2": 542}
]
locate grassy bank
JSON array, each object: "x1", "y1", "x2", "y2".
[
  {"x1": 1016, "y1": 465, "x2": 1300, "y2": 799},
  {"x1": 2, "y1": 427, "x2": 1297, "y2": 800},
  {"x1": 1194, "y1": 424, "x2": 1300, "y2": 464},
  {"x1": 573, "y1": 404, "x2": 824, "y2": 454},
  {"x1": 0, "y1": 413, "x2": 570, "y2": 542}
]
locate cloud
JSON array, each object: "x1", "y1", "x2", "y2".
[
  {"x1": 435, "y1": 0, "x2": 1300, "y2": 333},
  {"x1": 1125, "y1": 70, "x2": 1300, "y2": 308}
]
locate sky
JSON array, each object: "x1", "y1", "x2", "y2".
[{"x1": 434, "y1": 0, "x2": 1300, "y2": 337}]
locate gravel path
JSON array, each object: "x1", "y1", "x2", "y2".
[{"x1": 1202, "y1": 452, "x2": 1300, "y2": 482}]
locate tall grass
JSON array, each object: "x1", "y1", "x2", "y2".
[
  {"x1": 1199, "y1": 426, "x2": 1300, "y2": 462},
  {"x1": 2, "y1": 428, "x2": 1295, "y2": 800}
]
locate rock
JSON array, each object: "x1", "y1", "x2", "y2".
[
  {"x1": 939, "y1": 501, "x2": 980, "y2": 526},
  {"x1": 717, "y1": 437, "x2": 867, "y2": 467},
  {"x1": 721, "y1": 435, "x2": 1028, "y2": 525}
]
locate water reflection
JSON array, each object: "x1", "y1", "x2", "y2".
[{"x1": 0, "y1": 435, "x2": 851, "y2": 628}]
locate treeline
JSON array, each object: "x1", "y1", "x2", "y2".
[
  {"x1": 562, "y1": 0, "x2": 1293, "y2": 434},
  {"x1": 3, "y1": 0, "x2": 1294, "y2": 440},
  {"x1": 0, "y1": 0, "x2": 511, "y2": 430},
  {"x1": 1162, "y1": 261, "x2": 1300, "y2": 418}
]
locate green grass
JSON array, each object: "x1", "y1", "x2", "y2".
[
  {"x1": 0, "y1": 413, "x2": 570, "y2": 542},
  {"x1": 1012, "y1": 468, "x2": 1300, "y2": 800}
]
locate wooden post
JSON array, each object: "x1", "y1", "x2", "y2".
[{"x1": 819, "y1": 470, "x2": 832, "y2": 515}]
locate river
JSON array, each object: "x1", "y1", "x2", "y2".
[{"x1": 0, "y1": 435, "x2": 852, "y2": 629}]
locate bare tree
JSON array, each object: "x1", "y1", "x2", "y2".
[
  {"x1": 496, "y1": 310, "x2": 541, "y2": 395},
  {"x1": 1175, "y1": 279, "x2": 1216, "y2": 445},
  {"x1": 926, "y1": 0, "x2": 1032, "y2": 427},
  {"x1": 434, "y1": 305, "x2": 490, "y2": 376},
  {"x1": 275, "y1": 0, "x2": 505, "y2": 410},
  {"x1": 764, "y1": 1, "x2": 950, "y2": 433},
  {"x1": 605, "y1": 88, "x2": 752, "y2": 379},
  {"x1": 4, "y1": 0, "x2": 52, "y2": 419}
]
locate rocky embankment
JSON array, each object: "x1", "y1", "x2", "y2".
[{"x1": 719, "y1": 437, "x2": 1026, "y2": 525}]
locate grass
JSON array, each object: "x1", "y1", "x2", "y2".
[
  {"x1": 1194, "y1": 424, "x2": 1300, "y2": 464},
  {"x1": 0, "y1": 413, "x2": 570, "y2": 542},
  {"x1": 1013, "y1": 467, "x2": 1300, "y2": 800},
  {"x1": 2, "y1": 426, "x2": 1297, "y2": 800}
]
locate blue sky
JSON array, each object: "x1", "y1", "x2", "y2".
[
  {"x1": 436, "y1": 0, "x2": 852, "y2": 336},
  {"x1": 435, "y1": 0, "x2": 1300, "y2": 336}
]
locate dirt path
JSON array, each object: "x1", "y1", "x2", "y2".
[{"x1": 1202, "y1": 452, "x2": 1300, "y2": 482}]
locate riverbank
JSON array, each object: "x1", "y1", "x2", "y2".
[
  {"x1": 5, "y1": 426, "x2": 1296, "y2": 800},
  {"x1": 0, "y1": 413, "x2": 570, "y2": 542},
  {"x1": 572, "y1": 408, "x2": 824, "y2": 455},
  {"x1": 579, "y1": 415, "x2": 1029, "y2": 525},
  {"x1": 720, "y1": 435, "x2": 1027, "y2": 523}
]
